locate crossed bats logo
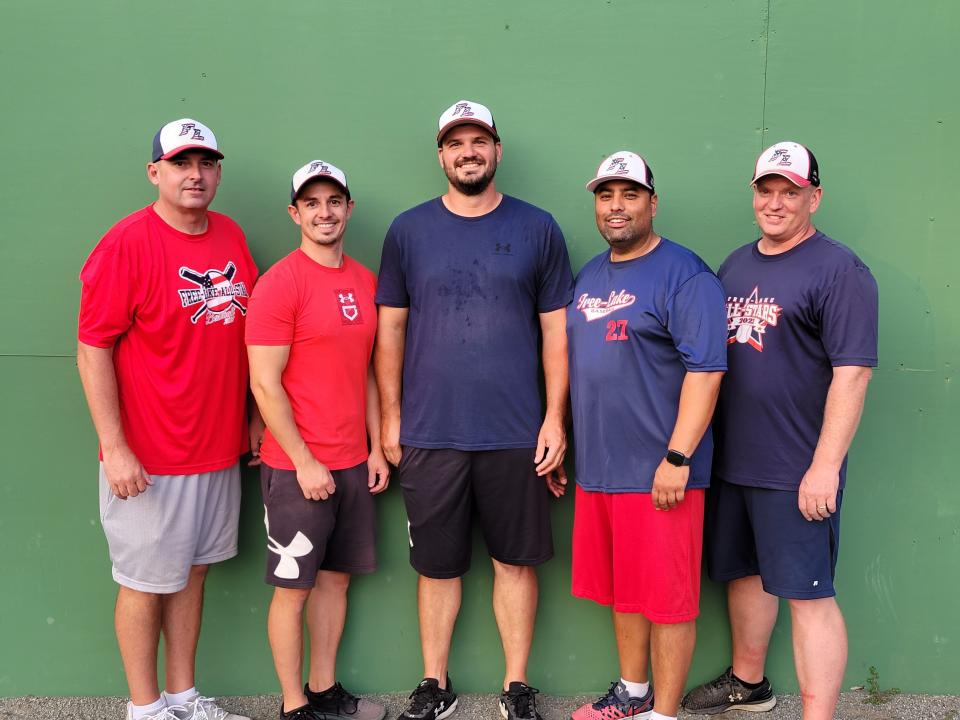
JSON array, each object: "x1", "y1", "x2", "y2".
[
  {"x1": 308, "y1": 161, "x2": 330, "y2": 174},
  {"x1": 452, "y1": 102, "x2": 474, "y2": 117},
  {"x1": 606, "y1": 157, "x2": 629, "y2": 174},
  {"x1": 264, "y1": 507, "x2": 313, "y2": 580},
  {"x1": 769, "y1": 148, "x2": 792, "y2": 166},
  {"x1": 178, "y1": 261, "x2": 250, "y2": 324}
]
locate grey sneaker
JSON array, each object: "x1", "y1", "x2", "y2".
[
  {"x1": 682, "y1": 668, "x2": 776, "y2": 715},
  {"x1": 169, "y1": 695, "x2": 251, "y2": 720},
  {"x1": 305, "y1": 681, "x2": 386, "y2": 720},
  {"x1": 126, "y1": 703, "x2": 178, "y2": 720}
]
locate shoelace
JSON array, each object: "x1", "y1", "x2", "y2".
[
  {"x1": 592, "y1": 683, "x2": 623, "y2": 710},
  {"x1": 325, "y1": 682, "x2": 360, "y2": 715},
  {"x1": 505, "y1": 684, "x2": 539, "y2": 719},
  {"x1": 407, "y1": 683, "x2": 440, "y2": 715},
  {"x1": 181, "y1": 696, "x2": 229, "y2": 720}
]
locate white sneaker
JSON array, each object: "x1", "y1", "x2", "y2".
[
  {"x1": 168, "y1": 695, "x2": 250, "y2": 720},
  {"x1": 126, "y1": 701, "x2": 178, "y2": 720}
]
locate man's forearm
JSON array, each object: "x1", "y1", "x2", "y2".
[
  {"x1": 250, "y1": 379, "x2": 313, "y2": 468},
  {"x1": 667, "y1": 371, "x2": 724, "y2": 455},
  {"x1": 810, "y1": 366, "x2": 873, "y2": 470},
  {"x1": 540, "y1": 307, "x2": 569, "y2": 421},
  {"x1": 76, "y1": 341, "x2": 130, "y2": 453},
  {"x1": 374, "y1": 316, "x2": 407, "y2": 420},
  {"x1": 365, "y1": 365, "x2": 382, "y2": 448}
]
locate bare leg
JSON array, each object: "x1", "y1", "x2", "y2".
[
  {"x1": 161, "y1": 564, "x2": 208, "y2": 694},
  {"x1": 116, "y1": 586, "x2": 163, "y2": 705},
  {"x1": 790, "y1": 597, "x2": 846, "y2": 720},
  {"x1": 491, "y1": 560, "x2": 538, "y2": 689},
  {"x1": 729, "y1": 576, "x2": 779, "y2": 683},
  {"x1": 651, "y1": 621, "x2": 696, "y2": 716},
  {"x1": 419, "y1": 576, "x2": 461, "y2": 688},
  {"x1": 306, "y1": 571, "x2": 351, "y2": 692},
  {"x1": 268, "y1": 587, "x2": 311, "y2": 712},
  {"x1": 612, "y1": 611, "x2": 651, "y2": 683}
]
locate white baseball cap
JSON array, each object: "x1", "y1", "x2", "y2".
[
  {"x1": 290, "y1": 159, "x2": 350, "y2": 202},
  {"x1": 586, "y1": 151, "x2": 655, "y2": 193},
  {"x1": 752, "y1": 141, "x2": 820, "y2": 187},
  {"x1": 152, "y1": 118, "x2": 222, "y2": 161},
  {"x1": 437, "y1": 99, "x2": 500, "y2": 145}
]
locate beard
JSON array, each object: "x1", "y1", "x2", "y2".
[{"x1": 445, "y1": 156, "x2": 498, "y2": 196}]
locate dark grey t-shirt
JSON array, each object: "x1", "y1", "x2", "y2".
[
  {"x1": 713, "y1": 231, "x2": 879, "y2": 490},
  {"x1": 376, "y1": 195, "x2": 574, "y2": 450}
]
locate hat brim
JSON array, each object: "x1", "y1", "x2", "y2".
[
  {"x1": 437, "y1": 119, "x2": 500, "y2": 144},
  {"x1": 586, "y1": 174, "x2": 654, "y2": 193},
  {"x1": 751, "y1": 169, "x2": 811, "y2": 187},
  {"x1": 158, "y1": 144, "x2": 224, "y2": 161},
  {"x1": 291, "y1": 174, "x2": 350, "y2": 203}
]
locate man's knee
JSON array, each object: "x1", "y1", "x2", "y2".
[
  {"x1": 788, "y1": 595, "x2": 840, "y2": 619},
  {"x1": 189, "y1": 564, "x2": 209, "y2": 582},
  {"x1": 316, "y1": 570, "x2": 351, "y2": 592},
  {"x1": 491, "y1": 558, "x2": 535, "y2": 580},
  {"x1": 273, "y1": 586, "x2": 312, "y2": 610}
]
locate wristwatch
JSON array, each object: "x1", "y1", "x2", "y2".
[{"x1": 665, "y1": 449, "x2": 691, "y2": 467}]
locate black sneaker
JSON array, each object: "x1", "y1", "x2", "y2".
[
  {"x1": 305, "y1": 682, "x2": 386, "y2": 720},
  {"x1": 682, "y1": 667, "x2": 776, "y2": 715},
  {"x1": 499, "y1": 682, "x2": 543, "y2": 720},
  {"x1": 280, "y1": 702, "x2": 325, "y2": 720},
  {"x1": 398, "y1": 677, "x2": 458, "y2": 720}
]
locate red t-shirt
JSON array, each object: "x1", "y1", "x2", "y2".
[
  {"x1": 78, "y1": 205, "x2": 259, "y2": 474},
  {"x1": 245, "y1": 250, "x2": 377, "y2": 471}
]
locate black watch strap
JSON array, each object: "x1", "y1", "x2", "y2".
[{"x1": 665, "y1": 449, "x2": 691, "y2": 467}]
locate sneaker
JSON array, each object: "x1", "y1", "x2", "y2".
[
  {"x1": 570, "y1": 681, "x2": 653, "y2": 720},
  {"x1": 169, "y1": 695, "x2": 251, "y2": 720},
  {"x1": 126, "y1": 702, "x2": 178, "y2": 720},
  {"x1": 681, "y1": 668, "x2": 776, "y2": 715},
  {"x1": 398, "y1": 677, "x2": 458, "y2": 720},
  {"x1": 279, "y1": 702, "x2": 325, "y2": 720},
  {"x1": 305, "y1": 681, "x2": 386, "y2": 720},
  {"x1": 499, "y1": 681, "x2": 543, "y2": 720}
]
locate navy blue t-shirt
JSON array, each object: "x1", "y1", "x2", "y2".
[
  {"x1": 376, "y1": 195, "x2": 574, "y2": 450},
  {"x1": 568, "y1": 239, "x2": 728, "y2": 493},
  {"x1": 714, "y1": 231, "x2": 879, "y2": 490}
]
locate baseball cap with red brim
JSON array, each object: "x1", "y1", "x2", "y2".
[
  {"x1": 152, "y1": 118, "x2": 223, "y2": 162},
  {"x1": 437, "y1": 100, "x2": 500, "y2": 145},
  {"x1": 290, "y1": 159, "x2": 350, "y2": 203},
  {"x1": 752, "y1": 141, "x2": 820, "y2": 187},
  {"x1": 586, "y1": 151, "x2": 655, "y2": 193}
]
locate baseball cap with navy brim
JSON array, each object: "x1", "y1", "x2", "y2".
[
  {"x1": 752, "y1": 141, "x2": 820, "y2": 187},
  {"x1": 152, "y1": 118, "x2": 223, "y2": 162},
  {"x1": 290, "y1": 160, "x2": 350, "y2": 203},
  {"x1": 586, "y1": 151, "x2": 655, "y2": 193},
  {"x1": 437, "y1": 99, "x2": 500, "y2": 145}
]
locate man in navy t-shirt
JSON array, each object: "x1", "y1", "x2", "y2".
[
  {"x1": 375, "y1": 100, "x2": 573, "y2": 720},
  {"x1": 565, "y1": 152, "x2": 727, "y2": 720},
  {"x1": 683, "y1": 142, "x2": 878, "y2": 720}
]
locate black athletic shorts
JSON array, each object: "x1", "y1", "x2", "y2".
[
  {"x1": 705, "y1": 479, "x2": 842, "y2": 599},
  {"x1": 397, "y1": 446, "x2": 553, "y2": 578},
  {"x1": 260, "y1": 461, "x2": 376, "y2": 588}
]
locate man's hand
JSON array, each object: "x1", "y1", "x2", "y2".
[
  {"x1": 103, "y1": 445, "x2": 151, "y2": 500},
  {"x1": 545, "y1": 465, "x2": 568, "y2": 498},
  {"x1": 248, "y1": 411, "x2": 266, "y2": 466},
  {"x1": 797, "y1": 462, "x2": 839, "y2": 521},
  {"x1": 367, "y1": 447, "x2": 390, "y2": 494},
  {"x1": 296, "y1": 457, "x2": 336, "y2": 501},
  {"x1": 535, "y1": 416, "x2": 567, "y2": 476},
  {"x1": 381, "y1": 412, "x2": 402, "y2": 466},
  {"x1": 652, "y1": 459, "x2": 688, "y2": 510}
]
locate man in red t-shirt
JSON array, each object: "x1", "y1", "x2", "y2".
[
  {"x1": 77, "y1": 118, "x2": 258, "y2": 720},
  {"x1": 246, "y1": 160, "x2": 388, "y2": 720}
]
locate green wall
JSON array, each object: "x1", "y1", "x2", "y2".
[{"x1": 1, "y1": 0, "x2": 957, "y2": 698}]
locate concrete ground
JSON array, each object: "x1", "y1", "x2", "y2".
[{"x1": 1, "y1": 691, "x2": 958, "y2": 720}]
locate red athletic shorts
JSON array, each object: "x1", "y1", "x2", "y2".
[{"x1": 571, "y1": 485, "x2": 704, "y2": 623}]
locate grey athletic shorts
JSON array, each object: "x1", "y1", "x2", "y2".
[
  {"x1": 98, "y1": 462, "x2": 241, "y2": 593},
  {"x1": 261, "y1": 461, "x2": 377, "y2": 588}
]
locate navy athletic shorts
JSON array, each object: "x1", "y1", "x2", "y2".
[{"x1": 705, "y1": 479, "x2": 842, "y2": 599}]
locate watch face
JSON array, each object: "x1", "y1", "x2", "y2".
[{"x1": 666, "y1": 450, "x2": 689, "y2": 467}]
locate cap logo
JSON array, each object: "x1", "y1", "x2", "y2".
[
  {"x1": 178, "y1": 123, "x2": 205, "y2": 141},
  {"x1": 769, "y1": 148, "x2": 791, "y2": 166},
  {"x1": 605, "y1": 157, "x2": 630, "y2": 175},
  {"x1": 452, "y1": 102, "x2": 474, "y2": 118},
  {"x1": 308, "y1": 161, "x2": 331, "y2": 175}
]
